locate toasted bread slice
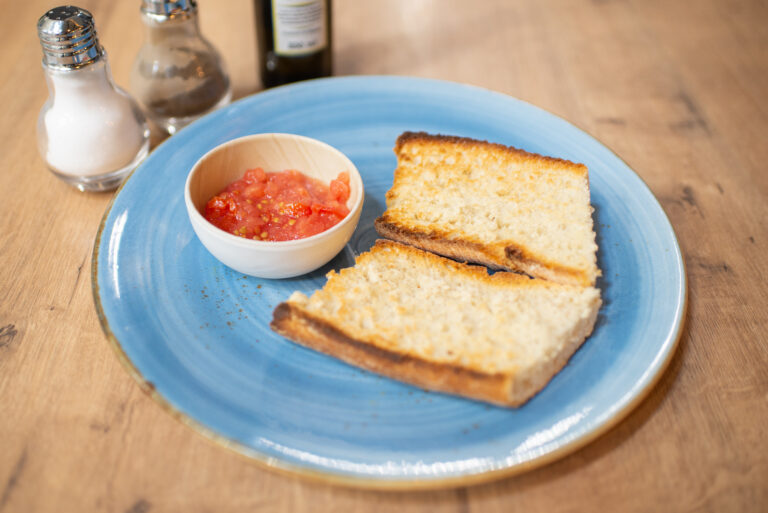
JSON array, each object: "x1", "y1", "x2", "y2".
[
  {"x1": 375, "y1": 132, "x2": 600, "y2": 286},
  {"x1": 271, "y1": 240, "x2": 601, "y2": 407}
]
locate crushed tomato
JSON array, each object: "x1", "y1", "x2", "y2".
[{"x1": 204, "y1": 168, "x2": 351, "y2": 241}]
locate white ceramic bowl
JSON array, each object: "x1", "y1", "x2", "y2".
[{"x1": 184, "y1": 133, "x2": 364, "y2": 278}]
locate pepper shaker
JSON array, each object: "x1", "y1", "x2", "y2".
[
  {"x1": 131, "y1": 0, "x2": 232, "y2": 135},
  {"x1": 36, "y1": 6, "x2": 150, "y2": 192}
]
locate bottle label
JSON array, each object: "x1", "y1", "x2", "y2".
[{"x1": 272, "y1": 0, "x2": 327, "y2": 56}]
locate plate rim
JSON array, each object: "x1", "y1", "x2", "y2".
[{"x1": 91, "y1": 75, "x2": 687, "y2": 490}]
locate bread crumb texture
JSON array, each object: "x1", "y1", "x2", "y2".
[
  {"x1": 380, "y1": 132, "x2": 600, "y2": 286},
  {"x1": 287, "y1": 241, "x2": 601, "y2": 378}
]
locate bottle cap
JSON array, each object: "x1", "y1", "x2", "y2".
[
  {"x1": 140, "y1": 0, "x2": 198, "y2": 20},
  {"x1": 37, "y1": 6, "x2": 104, "y2": 70}
]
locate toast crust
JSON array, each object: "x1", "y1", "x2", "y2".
[
  {"x1": 272, "y1": 301, "x2": 520, "y2": 406},
  {"x1": 374, "y1": 217, "x2": 589, "y2": 285},
  {"x1": 394, "y1": 131, "x2": 588, "y2": 176}
]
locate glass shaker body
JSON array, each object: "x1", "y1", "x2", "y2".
[
  {"x1": 37, "y1": 56, "x2": 150, "y2": 192},
  {"x1": 131, "y1": 12, "x2": 231, "y2": 135}
]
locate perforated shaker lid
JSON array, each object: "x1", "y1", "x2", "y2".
[
  {"x1": 140, "y1": 0, "x2": 198, "y2": 20},
  {"x1": 37, "y1": 6, "x2": 104, "y2": 70}
]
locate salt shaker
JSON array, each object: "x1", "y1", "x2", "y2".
[
  {"x1": 37, "y1": 6, "x2": 150, "y2": 192},
  {"x1": 131, "y1": 0, "x2": 232, "y2": 135}
]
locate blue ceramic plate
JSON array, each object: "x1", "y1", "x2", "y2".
[{"x1": 93, "y1": 76, "x2": 685, "y2": 488}]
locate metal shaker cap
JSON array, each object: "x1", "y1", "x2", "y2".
[
  {"x1": 37, "y1": 6, "x2": 104, "y2": 70},
  {"x1": 141, "y1": 0, "x2": 198, "y2": 20}
]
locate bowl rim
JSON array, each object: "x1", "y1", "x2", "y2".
[{"x1": 184, "y1": 133, "x2": 365, "y2": 250}]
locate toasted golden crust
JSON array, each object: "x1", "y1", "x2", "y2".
[
  {"x1": 271, "y1": 302, "x2": 518, "y2": 406},
  {"x1": 357, "y1": 240, "x2": 562, "y2": 289},
  {"x1": 374, "y1": 218, "x2": 590, "y2": 285},
  {"x1": 394, "y1": 131, "x2": 588, "y2": 175},
  {"x1": 270, "y1": 241, "x2": 602, "y2": 407},
  {"x1": 378, "y1": 132, "x2": 600, "y2": 287}
]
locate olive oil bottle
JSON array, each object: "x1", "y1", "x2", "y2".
[{"x1": 254, "y1": 0, "x2": 332, "y2": 88}]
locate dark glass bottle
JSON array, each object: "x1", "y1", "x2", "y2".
[{"x1": 254, "y1": 0, "x2": 332, "y2": 88}]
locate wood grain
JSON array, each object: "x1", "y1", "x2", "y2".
[{"x1": 1, "y1": 0, "x2": 766, "y2": 511}]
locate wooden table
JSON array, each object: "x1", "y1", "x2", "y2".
[{"x1": 2, "y1": 0, "x2": 766, "y2": 511}]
